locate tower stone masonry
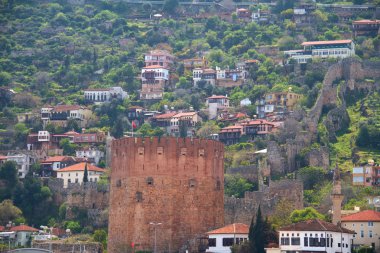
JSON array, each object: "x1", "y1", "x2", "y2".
[
  {"x1": 108, "y1": 137, "x2": 225, "y2": 253},
  {"x1": 331, "y1": 163, "x2": 344, "y2": 225}
]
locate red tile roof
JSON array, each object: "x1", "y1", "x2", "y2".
[
  {"x1": 143, "y1": 65, "x2": 168, "y2": 69},
  {"x1": 280, "y1": 219, "x2": 355, "y2": 234},
  {"x1": 207, "y1": 223, "x2": 249, "y2": 235},
  {"x1": 220, "y1": 125, "x2": 243, "y2": 133},
  {"x1": 53, "y1": 105, "x2": 82, "y2": 112},
  {"x1": 353, "y1": 19, "x2": 380, "y2": 24},
  {"x1": 11, "y1": 225, "x2": 39, "y2": 232},
  {"x1": 342, "y1": 210, "x2": 380, "y2": 222},
  {"x1": 0, "y1": 155, "x2": 7, "y2": 160},
  {"x1": 41, "y1": 156, "x2": 73, "y2": 163},
  {"x1": 58, "y1": 162, "x2": 105, "y2": 173},
  {"x1": 0, "y1": 226, "x2": 4, "y2": 232},
  {"x1": 207, "y1": 95, "x2": 229, "y2": 100},
  {"x1": 301, "y1": 40, "x2": 352, "y2": 46},
  {"x1": 173, "y1": 112, "x2": 197, "y2": 118},
  {"x1": 153, "y1": 112, "x2": 178, "y2": 119}
]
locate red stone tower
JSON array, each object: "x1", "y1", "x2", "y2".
[{"x1": 108, "y1": 137, "x2": 224, "y2": 253}]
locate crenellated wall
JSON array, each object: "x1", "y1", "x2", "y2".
[{"x1": 108, "y1": 137, "x2": 225, "y2": 253}]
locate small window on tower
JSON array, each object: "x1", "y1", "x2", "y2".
[
  {"x1": 138, "y1": 147, "x2": 144, "y2": 155},
  {"x1": 136, "y1": 192, "x2": 143, "y2": 202},
  {"x1": 189, "y1": 179, "x2": 197, "y2": 188},
  {"x1": 157, "y1": 147, "x2": 163, "y2": 155},
  {"x1": 181, "y1": 148, "x2": 187, "y2": 156},
  {"x1": 198, "y1": 149, "x2": 205, "y2": 157},
  {"x1": 216, "y1": 180, "x2": 221, "y2": 191},
  {"x1": 116, "y1": 179, "x2": 121, "y2": 187},
  {"x1": 146, "y1": 177, "x2": 154, "y2": 185}
]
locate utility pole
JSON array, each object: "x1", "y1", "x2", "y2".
[{"x1": 149, "y1": 222, "x2": 162, "y2": 253}]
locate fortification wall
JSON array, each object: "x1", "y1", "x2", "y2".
[
  {"x1": 224, "y1": 179, "x2": 303, "y2": 225},
  {"x1": 108, "y1": 137, "x2": 224, "y2": 253},
  {"x1": 33, "y1": 241, "x2": 102, "y2": 253}
]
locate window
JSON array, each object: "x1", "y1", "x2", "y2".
[
  {"x1": 208, "y1": 238, "x2": 216, "y2": 247},
  {"x1": 327, "y1": 238, "x2": 330, "y2": 247},
  {"x1": 146, "y1": 177, "x2": 154, "y2": 185},
  {"x1": 369, "y1": 230, "x2": 373, "y2": 238},
  {"x1": 136, "y1": 192, "x2": 143, "y2": 202},
  {"x1": 361, "y1": 230, "x2": 364, "y2": 238},
  {"x1": 304, "y1": 237, "x2": 308, "y2": 246},
  {"x1": 291, "y1": 238, "x2": 300, "y2": 245},
  {"x1": 75, "y1": 178, "x2": 78, "y2": 183},
  {"x1": 338, "y1": 243, "x2": 341, "y2": 247},
  {"x1": 281, "y1": 238, "x2": 290, "y2": 245},
  {"x1": 223, "y1": 238, "x2": 234, "y2": 247},
  {"x1": 68, "y1": 179, "x2": 71, "y2": 183},
  {"x1": 369, "y1": 222, "x2": 374, "y2": 227}
]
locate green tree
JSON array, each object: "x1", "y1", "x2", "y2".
[
  {"x1": 197, "y1": 121, "x2": 220, "y2": 138},
  {"x1": 163, "y1": 0, "x2": 178, "y2": 15},
  {"x1": 66, "y1": 221, "x2": 81, "y2": 234},
  {"x1": 225, "y1": 174, "x2": 256, "y2": 198},
  {"x1": 249, "y1": 206, "x2": 265, "y2": 253},
  {"x1": 0, "y1": 71, "x2": 11, "y2": 86},
  {"x1": 59, "y1": 138, "x2": 77, "y2": 156},
  {"x1": 298, "y1": 166, "x2": 326, "y2": 190},
  {"x1": 0, "y1": 200, "x2": 24, "y2": 226},
  {"x1": 94, "y1": 229, "x2": 107, "y2": 249},
  {"x1": 290, "y1": 207, "x2": 326, "y2": 223},
  {"x1": 83, "y1": 163, "x2": 89, "y2": 183},
  {"x1": 0, "y1": 161, "x2": 18, "y2": 200}
]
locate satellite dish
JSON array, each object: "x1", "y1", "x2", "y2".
[{"x1": 373, "y1": 196, "x2": 380, "y2": 207}]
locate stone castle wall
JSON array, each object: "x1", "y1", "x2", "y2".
[
  {"x1": 224, "y1": 179, "x2": 303, "y2": 225},
  {"x1": 33, "y1": 241, "x2": 102, "y2": 253},
  {"x1": 268, "y1": 58, "x2": 380, "y2": 174},
  {"x1": 108, "y1": 137, "x2": 225, "y2": 253},
  {"x1": 47, "y1": 178, "x2": 109, "y2": 227}
]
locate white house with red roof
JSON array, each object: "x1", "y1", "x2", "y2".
[
  {"x1": 40, "y1": 156, "x2": 77, "y2": 177},
  {"x1": 57, "y1": 162, "x2": 105, "y2": 188},
  {"x1": 10, "y1": 224, "x2": 38, "y2": 247},
  {"x1": 277, "y1": 219, "x2": 355, "y2": 253},
  {"x1": 206, "y1": 223, "x2": 249, "y2": 253},
  {"x1": 284, "y1": 39, "x2": 355, "y2": 64},
  {"x1": 341, "y1": 210, "x2": 380, "y2": 250}
]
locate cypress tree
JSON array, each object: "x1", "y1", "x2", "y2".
[
  {"x1": 83, "y1": 163, "x2": 89, "y2": 183},
  {"x1": 249, "y1": 206, "x2": 265, "y2": 253}
]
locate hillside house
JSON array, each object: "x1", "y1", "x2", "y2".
[
  {"x1": 40, "y1": 156, "x2": 77, "y2": 177},
  {"x1": 144, "y1": 49, "x2": 174, "y2": 69},
  {"x1": 275, "y1": 219, "x2": 355, "y2": 253},
  {"x1": 75, "y1": 148, "x2": 104, "y2": 165},
  {"x1": 41, "y1": 105, "x2": 93, "y2": 128},
  {"x1": 206, "y1": 223, "x2": 249, "y2": 253},
  {"x1": 57, "y1": 162, "x2": 105, "y2": 188},
  {"x1": 84, "y1": 87, "x2": 128, "y2": 104},
  {"x1": 140, "y1": 65, "x2": 169, "y2": 100},
  {"x1": 169, "y1": 112, "x2": 202, "y2": 136},
  {"x1": 284, "y1": 40, "x2": 355, "y2": 64},
  {"x1": 5, "y1": 152, "x2": 36, "y2": 178},
  {"x1": 218, "y1": 125, "x2": 244, "y2": 145},
  {"x1": 341, "y1": 210, "x2": 380, "y2": 251},
  {"x1": 183, "y1": 58, "x2": 208, "y2": 72},
  {"x1": 206, "y1": 95, "x2": 230, "y2": 120},
  {"x1": 352, "y1": 160, "x2": 380, "y2": 186},
  {"x1": 352, "y1": 20, "x2": 380, "y2": 38}
]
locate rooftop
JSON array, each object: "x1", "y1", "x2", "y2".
[
  {"x1": 207, "y1": 95, "x2": 229, "y2": 100},
  {"x1": 153, "y1": 112, "x2": 178, "y2": 119},
  {"x1": 341, "y1": 210, "x2": 380, "y2": 222},
  {"x1": 58, "y1": 162, "x2": 105, "y2": 173},
  {"x1": 280, "y1": 219, "x2": 355, "y2": 234},
  {"x1": 173, "y1": 112, "x2": 197, "y2": 118},
  {"x1": 207, "y1": 223, "x2": 249, "y2": 235},
  {"x1": 352, "y1": 19, "x2": 380, "y2": 24},
  {"x1": 11, "y1": 225, "x2": 39, "y2": 232},
  {"x1": 301, "y1": 40, "x2": 352, "y2": 46},
  {"x1": 143, "y1": 65, "x2": 168, "y2": 69},
  {"x1": 41, "y1": 156, "x2": 74, "y2": 163},
  {"x1": 53, "y1": 105, "x2": 83, "y2": 112}
]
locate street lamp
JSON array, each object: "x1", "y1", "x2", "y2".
[{"x1": 149, "y1": 222, "x2": 162, "y2": 253}]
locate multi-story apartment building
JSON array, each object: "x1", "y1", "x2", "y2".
[
  {"x1": 144, "y1": 49, "x2": 174, "y2": 69},
  {"x1": 5, "y1": 152, "x2": 37, "y2": 178},
  {"x1": 140, "y1": 65, "x2": 169, "y2": 100},
  {"x1": 284, "y1": 40, "x2": 355, "y2": 64},
  {"x1": 206, "y1": 95, "x2": 230, "y2": 120},
  {"x1": 41, "y1": 105, "x2": 92, "y2": 128},
  {"x1": 352, "y1": 20, "x2": 380, "y2": 38},
  {"x1": 265, "y1": 91, "x2": 302, "y2": 111},
  {"x1": 352, "y1": 160, "x2": 380, "y2": 186},
  {"x1": 342, "y1": 210, "x2": 380, "y2": 251}
]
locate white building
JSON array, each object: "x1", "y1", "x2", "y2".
[
  {"x1": 284, "y1": 40, "x2": 355, "y2": 64},
  {"x1": 84, "y1": 87, "x2": 128, "y2": 103},
  {"x1": 240, "y1": 98, "x2": 252, "y2": 106},
  {"x1": 75, "y1": 148, "x2": 104, "y2": 165},
  {"x1": 276, "y1": 219, "x2": 355, "y2": 253},
  {"x1": 6, "y1": 153, "x2": 36, "y2": 178},
  {"x1": 57, "y1": 162, "x2": 105, "y2": 188},
  {"x1": 10, "y1": 225, "x2": 38, "y2": 247},
  {"x1": 206, "y1": 95, "x2": 230, "y2": 120},
  {"x1": 141, "y1": 66, "x2": 169, "y2": 81},
  {"x1": 206, "y1": 223, "x2": 249, "y2": 253}
]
